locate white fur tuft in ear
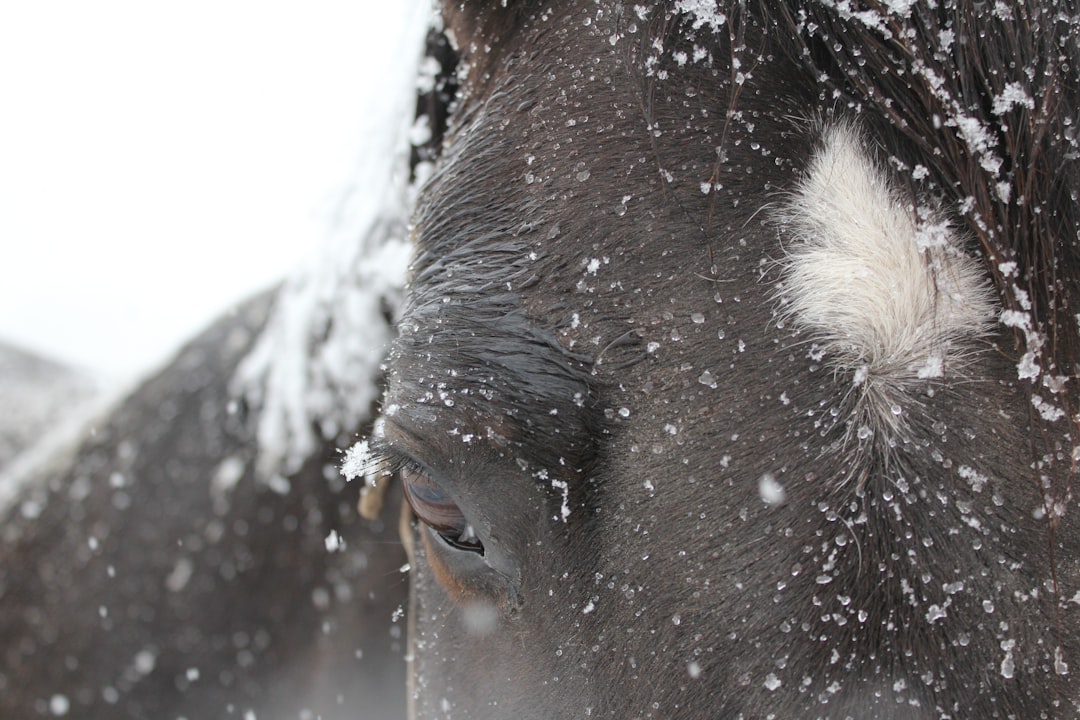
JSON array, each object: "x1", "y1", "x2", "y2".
[{"x1": 775, "y1": 123, "x2": 995, "y2": 433}]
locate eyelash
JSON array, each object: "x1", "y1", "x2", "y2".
[{"x1": 363, "y1": 437, "x2": 420, "y2": 478}]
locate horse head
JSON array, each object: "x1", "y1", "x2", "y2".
[{"x1": 369, "y1": 2, "x2": 1080, "y2": 716}]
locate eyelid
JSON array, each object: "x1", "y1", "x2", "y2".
[{"x1": 371, "y1": 424, "x2": 520, "y2": 606}]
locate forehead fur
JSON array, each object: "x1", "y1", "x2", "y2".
[{"x1": 438, "y1": 0, "x2": 1080, "y2": 384}]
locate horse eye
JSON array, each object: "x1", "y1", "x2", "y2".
[{"x1": 400, "y1": 465, "x2": 484, "y2": 554}]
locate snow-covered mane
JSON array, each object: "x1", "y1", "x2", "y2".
[{"x1": 232, "y1": 7, "x2": 434, "y2": 480}]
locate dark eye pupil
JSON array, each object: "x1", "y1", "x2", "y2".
[{"x1": 400, "y1": 466, "x2": 483, "y2": 553}]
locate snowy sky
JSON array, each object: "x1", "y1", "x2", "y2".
[{"x1": 0, "y1": 1, "x2": 427, "y2": 383}]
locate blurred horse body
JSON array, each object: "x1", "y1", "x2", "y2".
[{"x1": 0, "y1": 294, "x2": 410, "y2": 719}]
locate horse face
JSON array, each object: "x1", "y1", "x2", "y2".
[{"x1": 379, "y1": 1, "x2": 1080, "y2": 717}]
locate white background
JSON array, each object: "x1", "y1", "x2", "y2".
[{"x1": 0, "y1": 1, "x2": 425, "y2": 383}]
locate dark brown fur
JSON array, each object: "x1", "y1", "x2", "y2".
[{"x1": 386, "y1": 1, "x2": 1080, "y2": 718}]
